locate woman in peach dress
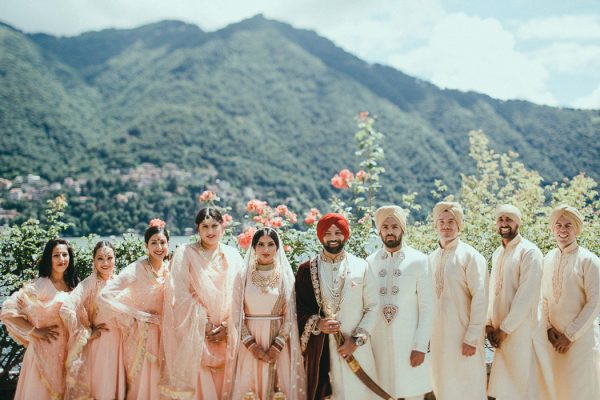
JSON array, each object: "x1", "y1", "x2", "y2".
[
  {"x1": 161, "y1": 207, "x2": 243, "y2": 399},
  {"x1": 100, "y1": 219, "x2": 169, "y2": 400},
  {"x1": 224, "y1": 228, "x2": 306, "y2": 400},
  {"x1": 61, "y1": 240, "x2": 126, "y2": 400},
  {"x1": 0, "y1": 238, "x2": 79, "y2": 400}
]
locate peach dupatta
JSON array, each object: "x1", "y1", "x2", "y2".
[
  {"x1": 60, "y1": 273, "x2": 125, "y2": 400},
  {"x1": 99, "y1": 259, "x2": 167, "y2": 400},
  {"x1": 0, "y1": 277, "x2": 70, "y2": 400}
]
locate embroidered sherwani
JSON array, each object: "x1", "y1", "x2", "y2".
[
  {"x1": 542, "y1": 242, "x2": 600, "y2": 400},
  {"x1": 429, "y1": 238, "x2": 488, "y2": 400},
  {"x1": 367, "y1": 244, "x2": 433, "y2": 398},
  {"x1": 295, "y1": 253, "x2": 379, "y2": 400},
  {"x1": 487, "y1": 234, "x2": 550, "y2": 400}
]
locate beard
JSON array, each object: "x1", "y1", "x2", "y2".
[
  {"x1": 381, "y1": 233, "x2": 402, "y2": 249},
  {"x1": 323, "y1": 240, "x2": 345, "y2": 254},
  {"x1": 498, "y1": 225, "x2": 518, "y2": 240}
]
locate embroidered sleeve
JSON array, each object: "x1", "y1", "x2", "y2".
[{"x1": 300, "y1": 314, "x2": 320, "y2": 353}]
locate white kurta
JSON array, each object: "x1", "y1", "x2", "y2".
[
  {"x1": 542, "y1": 242, "x2": 600, "y2": 400},
  {"x1": 367, "y1": 244, "x2": 433, "y2": 398},
  {"x1": 319, "y1": 253, "x2": 380, "y2": 400},
  {"x1": 487, "y1": 234, "x2": 550, "y2": 400},
  {"x1": 429, "y1": 238, "x2": 488, "y2": 400}
]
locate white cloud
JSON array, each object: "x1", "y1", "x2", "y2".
[
  {"x1": 516, "y1": 15, "x2": 600, "y2": 40},
  {"x1": 573, "y1": 84, "x2": 600, "y2": 109},
  {"x1": 3, "y1": 0, "x2": 599, "y2": 107},
  {"x1": 264, "y1": 0, "x2": 445, "y2": 62},
  {"x1": 389, "y1": 13, "x2": 557, "y2": 105},
  {"x1": 532, "y1": 42, "x2": 600, "y2": 73}
]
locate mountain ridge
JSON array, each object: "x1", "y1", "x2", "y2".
[{"x1": 0, "y1": 15, "x2": 598, "y2": 235}]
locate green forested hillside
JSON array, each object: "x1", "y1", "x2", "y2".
[{"x1": 0, "y1": 16, "x2": 598, "y2": 235}]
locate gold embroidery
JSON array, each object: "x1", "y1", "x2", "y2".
[
  {"x1": 300, "y1": 315, "x2": 320, "y2": 353},
  {"x1": 127, "y1": 321, "x2": 149, "y2": 385}
]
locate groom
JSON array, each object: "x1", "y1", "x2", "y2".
[{"x1": 295, "y1": 213, "x2": 385, "y2": 400}]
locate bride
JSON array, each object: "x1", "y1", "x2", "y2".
[{"x1": 224, "y1": 227, "x2": 307, "y2": 400}]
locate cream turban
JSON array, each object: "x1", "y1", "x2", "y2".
[
  {"x1": 549, "y1": 204, "x2": 583, "y2": 236},
  {"x1": 374, "y1": 205, "x2": 407, "y2": 233},
  {"x1": 432, "y1": 201, "x2": 464, "y2": 231},
  {"x1": 495, "y1": 204, "x2": 522, "y2": 225}
]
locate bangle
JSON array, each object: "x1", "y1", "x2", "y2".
[
  {"x1": 272, "y1": 341, "x2": 284, "y2": 352},
  {"x1": 243, "y1": 337, "x2": 257, "y2": 350}
]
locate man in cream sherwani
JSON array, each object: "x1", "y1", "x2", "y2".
[
  {"x1": 367, "y1": 205, "x2": 433, "y2": 400},
  {"x1": 429, "y1": 202, "x2": 488, "y2": 400},
  {"x1": 486, "y1": 204, "x2": 551, "y2": 400},
  {"x1": 541, "y1": 205, "x2": 600, "y2": 400}
]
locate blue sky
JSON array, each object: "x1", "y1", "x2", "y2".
[{"x1": 1, "y1": 0, "x2": 599, "y2": 109}]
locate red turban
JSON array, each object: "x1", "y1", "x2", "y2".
[{"x1": 317, "y1": 213, "x2": 350, "y2": 242}]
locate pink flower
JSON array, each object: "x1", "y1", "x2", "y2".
[
  {"x1": 331, "y1": 175, "x2": 347, "y2": 189},
  {"x1": 339, "y1": 169, "x2": 354, "y2": 182},
  {"x1": 287, "y1": 212, "x2": 298, "y2": 224},
  {"x1": 356, "y1": 170, "x2": 368, "y2": 182},
  {"x1": 332, "y1": 169, "x2": 354, "y2": 189},
  {"x1": 359, "y1": 111, "x2": 369, "y2": 121},
  {"x1": 222, "y1": 213, "x2": 233, "y2": 226},
  {"x1": 305, "y1": 215, "x2": 316, "y2": 225},
  {"x1": 237, "y1": 227, "x2": 257, "y2": 250},
  {"x1": 148, "y1": 218, "x2": 166, "y2": 229},
  {"x1": 253, "y1": 215, "x2": 262, "y2": 222},
  {"x1": 305, "y1": 208, "x2": 321, "y2": 225},
  {"x1": 275, "y1": 205, "x2": 288, "y2": 215},
  {"x1": 358, "y1": 213, "x2": 371, "y2": 225},
  {"x1": 198, "y1": 190, "x2": 216, "y2": 202},
  {"x1": 284, "y1": 245, "x2": 291, "y2": 253},
  {"x1": 246, "y1": 199, "x2": 267, "y2": 214},
  {"x1": 271, "y1": 217, "x2": 283, "y2": 228}
]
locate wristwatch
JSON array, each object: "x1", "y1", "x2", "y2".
[{"x1": 351, "y1": 335, "x2": 366, "y2": 347}]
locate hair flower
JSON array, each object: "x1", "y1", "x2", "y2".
[{"x1": 149, "y1": 218, "x2": 166, "y2": 229}]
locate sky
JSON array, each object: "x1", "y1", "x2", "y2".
[{"x1": 1, "y1": 0, "x2": 599, "y2": 109}]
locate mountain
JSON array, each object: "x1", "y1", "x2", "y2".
[{"x1": 0, "y1": 15, "x2": 598, "y2": 235}]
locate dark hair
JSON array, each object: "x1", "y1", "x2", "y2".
[
  {"x1": 251, "y1": 227, "x2": 280, "y2": 250},
  {"x1": 92, "y1": 240, "x2": 115, "y2": 258},
  {"x1": 195, "y1": 207, "x2": 223, "y2": 227},
  {"x1": 38, "y1": 238, "x2": 79, "y2": 289},
  {"x1": 144, "y1": 225, "x2": 170, "y2": 244}
]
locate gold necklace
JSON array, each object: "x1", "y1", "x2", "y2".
[{"x1": 251, "y1": 264, "x2": 280, "y2": 293}]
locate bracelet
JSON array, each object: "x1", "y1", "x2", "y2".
[{"x1": 311, "y1": 317, "x2": 321, "y2": 335}]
